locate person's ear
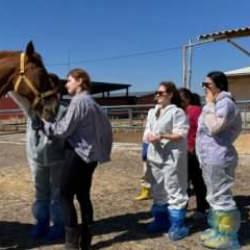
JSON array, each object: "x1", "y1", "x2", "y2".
[{"x1": 169, "y1": 92, "x2": 173, "y2": 99}]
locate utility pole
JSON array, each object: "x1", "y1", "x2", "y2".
[
  {"x1": 182, "y1": 44, "x2": 188, "y2": 88},
  {"x1": 187, "y1": 39, "x2": 193, "y2": 89},
  {"x1": 67, "y1": 50, "x2": 71, "y2": 71},
  {"x1": 182, "y1": 40, "x2": 193, "y2": 89}
]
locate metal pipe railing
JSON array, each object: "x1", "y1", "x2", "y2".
[{"x1": 1, "y1": 102, "x2": 250, "y2": 131}]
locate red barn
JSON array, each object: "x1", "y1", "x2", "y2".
[
  {"x1": 0, "y1": 96, "x2": 23, "y2": 120},
  {"x1": 0, "y1": 80, "x2": 132, "y2": 120}
]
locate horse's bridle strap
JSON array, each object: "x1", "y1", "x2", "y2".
[
  {"x1": 15, "y1": 74, "x2": 40, "y2": 96},
  {"x1": 32, "y1": 89, "x2": 58, "y2": 108},
  {"x1": 14, "y1": 52, "x2": 57, "y2": 108}
]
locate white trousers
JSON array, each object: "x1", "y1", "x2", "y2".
[
  {"x1": 148, "y1": 152, "x2": 188, "y2": 209},
  {"x1": 201, "y1": 163, "x2": 237, "y2": 211}
]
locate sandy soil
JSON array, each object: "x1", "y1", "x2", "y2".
[{"x1": 0, "y1": 133, "x2": 249, "y2": 250}]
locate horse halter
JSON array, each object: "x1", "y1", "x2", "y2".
[{"x1": 14, "y1": 52, "x2": 58, "y2": 108}]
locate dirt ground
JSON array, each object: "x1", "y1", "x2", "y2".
[{"x1": 0, "y1": 133, "x2": 250, "y2": 250}]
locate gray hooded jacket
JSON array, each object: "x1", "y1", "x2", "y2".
[
  {"x1": 44, "y1": 92, "x2": 113, "y2": 164},
  {"x1": 26, "y1": 104, "x2": 67, "y2": 165},
  {"x1": 196, "y1": 91, "x2": 242, "y2": 167}
]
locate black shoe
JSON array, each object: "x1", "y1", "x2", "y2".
[
  {"x1": 80, "y1": 224, "x2": 92, "y2": 250},
  {"x1": 65, "y1": 226, "x2": 80, "y2": 250}
]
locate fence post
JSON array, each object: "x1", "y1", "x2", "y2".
[{"x1": 128, "y1": 108, "x2": 133, "y2": 126}]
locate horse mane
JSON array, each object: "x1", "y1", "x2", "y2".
[
  {"x1": 29, "y1": 52, "x2": 46, "y2": 69},
  {"x1": 0, "y1": 51, "x2": 21, "y2": 59},
  {"x1": 0, "y1": 50, "x2": 45, "y2": 69}
]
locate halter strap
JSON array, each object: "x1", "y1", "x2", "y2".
[{"x1": 14, "y1": 53, "x2": 57, "y2": 108}]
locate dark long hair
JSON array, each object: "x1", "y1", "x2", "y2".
[
  {"x1": 207, "y1": 71, "x2": 228, "y2": 91},
  {"x1": 192, "y1": 93, "x2": 202, "y2": 106},
  {"x1": 159, "y1": 81, "x2": 182, "y2": 108},
  {"x1": 179, "y1": 88, "x2": 201, "y2": 106}
]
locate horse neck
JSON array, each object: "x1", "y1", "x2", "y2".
[
  {"x1": 0, "y1": 51, "x2": 20, "y2": 59},
  {"x1": 0, "y1": 59, "x2": 18, "y2": 96},
  {"x1": 0, "y1": 72, "x2": 13, "y2": 95}
]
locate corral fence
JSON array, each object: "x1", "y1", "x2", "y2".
[
  {"x1": 105, "y1": 101, "x2": 250, "y2": 132},
  {"x1": 0, "y1": 108, "x2": 26, "y2": 133},
  {"x1": 0, "y1": 101, "x2": 250, "y2": 133},
  {"x1": 236, "y1": 100, "x2": 250, "y2": 132}
]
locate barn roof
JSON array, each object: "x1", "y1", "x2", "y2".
[
  {"x1": 59, "y1": 79, "x2": 131, "y2": 95},
  {"x1": 198, "y1": 26, "x2": 250, "y2": 41},
  {"x1": 225, "y1": 66, "x2": 250, "y2": 77},
  {"x1": 91, "y1": 81, "x2": 131, "y2": 94}
]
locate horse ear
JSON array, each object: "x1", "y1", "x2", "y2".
[{"x1": 25, "y1": 41, "x2": 35, "y2": 56}]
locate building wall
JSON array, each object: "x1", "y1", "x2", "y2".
[
  {"x1": 0, "y1": 93, "x2": 155, "y2": 120},
  {"x1": 136, "y1": 94, "x2": 155, "y2": 105},
  {"x1": 228, "y1": 76, "x2": 250, "y2": 100},
  {"x1": 0, "y1": 96, "x2": 23, "y2": 120},
  {"x1": 95, "y1": 96, "x2": 137, "y2": 106}
]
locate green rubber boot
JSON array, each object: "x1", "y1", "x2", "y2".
[
  {"x1": 200, "y1": 209, "x2": 219, "y2": 242},
  {"x1": 202, "y1": 210, "x2": 241, "y2": 249}
]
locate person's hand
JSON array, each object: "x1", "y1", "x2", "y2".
[
  {"x1": 205, "y1": 87, "x2": 215, "y2": 103},
  {"x1": 147, "y1": 133, "x2": 161, "y2": 143},
  {"x1": 41, "y1": 118, "x2": 47, "y2": 124},
  {"x1": 31, "y1": 115, "x2": 44, "y2": 130}
]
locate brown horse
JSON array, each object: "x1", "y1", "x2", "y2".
[{"x1": 0, "y1": 41, "x2": 59, "y2": 120}]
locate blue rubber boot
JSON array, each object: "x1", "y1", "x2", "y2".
[
  {"x1": 45, "y1": 224, "x2": 65, "y2": 241},
  {"x1": 31, "y1": 201, "x2": 50, "y2": 239},
  {"x1": 45, "y1": 201, "x2": 65, "y2": 241},
  {"x1": 147, "y1": 204, "x2": 169, "y2": 233},
  {"x1": 168, "y1": 208, "x2": 189, "y2": 241}
]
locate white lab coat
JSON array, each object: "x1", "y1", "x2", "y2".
[{"x1": 144, "y1": 104, "x2": 189, "y2": 209}]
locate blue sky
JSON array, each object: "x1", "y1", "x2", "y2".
[{"x1": 1, "y1": 0, "x2": 249, "y2": 94}]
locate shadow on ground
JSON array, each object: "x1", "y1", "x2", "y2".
[
  {"x1": 235, "y1": 195, "x2": 250, "y2": 247},
  {"x1": 91, "y1": 211, "x2": 158, "y2": 250},
  {"x1": 0, "y1": 197, "x2": 249, "y2": 250},
  {"x1": 0, "y1": 211, "x2": 152, "y2": 250},
  {"x1": 91, "y1": 195, "x2": 250, "y2": 249},
  {"x1": 0, "y1": 222, "x2": 63, "y2": 250}
]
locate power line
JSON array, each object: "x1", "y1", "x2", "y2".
[{"x1": 47, "y1": 45, "x2": 182, "y2": 66}]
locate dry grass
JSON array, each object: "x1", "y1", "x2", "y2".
[
  {"x1": 0, "y1": 134, "x2": 249, "y2": 249},
  {"x1": 113, "y1": 130, "x2": 250, "y2": 155},
  {"x1": 234, "y1": 133, "x2": 250, "y2": 154}
]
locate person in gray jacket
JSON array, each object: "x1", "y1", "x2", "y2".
[
  {"x1": 27, "y1": 102, "x2": 67, "y2": 241},
  {"x1": 43, "y1": 68, "x2": 113, "y2": 250},
  {"x1": 197, "y1": 71, "x2": 242, "y2": 249},
  {"x1": 9, "y1": 74, "x2": 66, "y2": 241}
]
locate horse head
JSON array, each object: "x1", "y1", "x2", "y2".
[{"x1": 0, "y1": 41, "x2": 59, "y2": 120}]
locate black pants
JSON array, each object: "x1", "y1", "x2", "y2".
[
  {"x1": 60, "y1": 149, "x2": 97, "y2": 228},
  {"x1": 188, "y1": 151, "x2": 209, "y2": 213}
]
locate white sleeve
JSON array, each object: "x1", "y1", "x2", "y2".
[
  {"x1": 172, "y1": 108, "x2": 189, "y2": 138},
  {"x1": 143, "y1": 109, "x2": 154, "y2": 142},
  {"x1": 203, "y1": 102, "x2": 228, "y2": 135}
]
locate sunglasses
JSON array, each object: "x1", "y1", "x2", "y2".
[
  {"x1": 155, "y1": 91, "x2": 167, "y2": 96},
  {"x1": 202, "y1": 82, "x2": 211, "y2": 88}
]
